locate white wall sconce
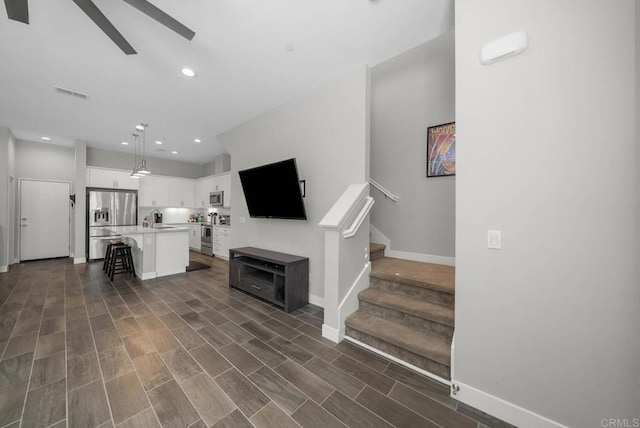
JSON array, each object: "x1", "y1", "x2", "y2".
[{"x1": 480, "y1": 31, "x2": 529, "y2": 65}]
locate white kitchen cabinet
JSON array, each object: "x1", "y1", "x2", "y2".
[
  {"x1": 188, "y1": 225, "x2": 201, "y2": 250},
  {"x1": 194, "y1": 180, "x2": 205, "y2": 208},
  {"x1": 115, "y1": 171, "x2": 140, "y2": 190},
  {"x1": 170, "y1": 179, "x2": 195, "y2": 207},
  {"x1": 195, "y1": 177, "x2": 214, "y2": 208},
  {"x1": 139, "y1": 177, "x2": 154, "y2": 206},
  {"x1": 219, "y1": 173, "x2": 231, "y2": 207},
  {"x1": 153, "y1": 177, "x2": 170, "y2": 207},
  {"x1": 212, "y1": 226, "x2": 230, "y2": 260},
  {"x1": 139, "y1": 176, "x2": 170, "y2": 207},
  {"x1": 181, "y1": 180, "x2": 195, "y2": 207},
  {"x1": 87, "y1": 167, "x2": 139, "y2": 190}
]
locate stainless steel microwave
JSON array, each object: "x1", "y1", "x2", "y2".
[{"x1": 209, "y1": 191, "x2": 224, "y2": 206}]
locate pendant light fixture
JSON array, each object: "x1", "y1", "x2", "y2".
[
  {"x1": 130, "y1": 132, "x2": 144, "y2": 178},
  {"x1": 130, "y1": 123, "x2": 151, "y2": 178},
  {"x1": 136, "y1": 123, "x2": 151, "y2": 175}
]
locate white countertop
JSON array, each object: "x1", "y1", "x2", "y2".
[
  {"x1": 166, "y1": 222, "x2": 231, "y2": 228},
  {"x1": 108, "y1": 225, "x2": 190, "y2": 235}
]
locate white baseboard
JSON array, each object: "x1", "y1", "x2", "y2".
[
  {"x1": 369, "y1": 225, "x2": 455, "y2": 266},
  {"x1": 345, "y1": 336, "x2": 451, "y2": 386},
  {"x1": 322, "y1": 324, "x2": 340, "y2": 343},
  {"x1": 73, "y1": 257, "x2": 86, "y2": 264},
  {"x1": 387, "y1": 249, "x2": 455, "y2": 266},
  {"x1": 370, "y1": 224, "x2": 391, "y2": 250},
  {"x1": 452, "y1": 381, "x2": 567, "y2": 428},
  {"x1": 0, "y1": 265, "x2": 7, "y2": 273},
  {"x1": 135, "y1": 269, "x2": 157, "y2": 281},
  {"x1": 13, "y1": 258, "x2": 19, "y2": 264},
  {"x1": 308, "y1": 294, "x2": 324, "y2": 308}
]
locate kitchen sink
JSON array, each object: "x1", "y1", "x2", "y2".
[{"x1": 153, "y1": 225, "x2": 177, "y2": 229}]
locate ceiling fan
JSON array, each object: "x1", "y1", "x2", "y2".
[{"x1": 4, "y1": 0, "x2": 195, "y2": 55}]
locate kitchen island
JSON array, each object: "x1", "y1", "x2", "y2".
[{"x1": 107, "y1": 225, "x2": 189, "y2": 280}]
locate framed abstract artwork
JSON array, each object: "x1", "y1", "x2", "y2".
[{"x1": 426, "y1": 122, "x2": 456, "y2": 177}]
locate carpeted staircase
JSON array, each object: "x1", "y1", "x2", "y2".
[{"x1": 345, "y1": 244, "x2": 455, "y2": 379}]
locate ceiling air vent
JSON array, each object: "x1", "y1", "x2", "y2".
[{"x1": 54, "y1": 86, "x2": 90, "y2": 100}]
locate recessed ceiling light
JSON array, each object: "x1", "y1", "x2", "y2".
[
  {"x1": 171, "y1": 151, "x2": 178, "y2": 154},
  {"x1": 41, "y1": 136, "x2": 51, "y2": 141},
  {"x1": 121, "y1": 141, "x2": 128, "y2": 145},
  {"x1": 155, "y1": 141, "x2": 163, "y2": 145},
  {"x1": 194, "y1": 138, "x2": 201, "y2": 143},
  {"x1": 181, "y1": 68, "x2": 196, "y2": 77}
]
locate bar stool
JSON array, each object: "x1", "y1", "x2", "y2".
[
  {"x1": 103, "y1": 240, "x2": 125, "y2": 272},
  {"x1": 105, "y1": 244, "x2": 136, "y2": 281}
]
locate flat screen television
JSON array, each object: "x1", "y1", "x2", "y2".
[{"x1": 238, "y1": 158, "x2": 307, "y2": 220}]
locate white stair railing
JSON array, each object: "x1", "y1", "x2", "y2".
[
  {"x1": 370, "y1": 178, "x2": 399, "y2": 202},
  {"x1": 319, "y1": 182, "x2": 374, "y2": 343},
  {"x1": 343, "y1": 196, "x2": 374, "y2": 238}
]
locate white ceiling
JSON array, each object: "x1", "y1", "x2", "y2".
[{"x1": 0, "y1": 0, "x2": 453, "y2": 164}]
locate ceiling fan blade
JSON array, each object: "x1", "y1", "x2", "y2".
[
  {"x1": 72, "y1": 0, "x2": 137, "y2": 55},
  {"x1": 121, "y1": 0, "x2": 195, "y2": 41},
  {"x1": 5, "y1": 0, "x2": 29, "y2": 24}
]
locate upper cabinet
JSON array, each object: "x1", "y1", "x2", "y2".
[
  {"x1": 87, "y1": 167, "x2": 139, "y2": 190},
  {"x1": 139, "y1": 176, "x2": 195, "y2": 207},
  {"x1": 88, "y1": 168, "x2": 232, "y2": 208},
  {"x1": 219, "y1": 173, "x2": 231, "y2": 207},
  {"x1": 194, "y1": 179, "x2": 210, "y2": 208},
  {"x1": 139, "y1": 176, "x2": 154, "y2": 206},
  {"x1": 139, "y1": 176, "x2": 169, "y2": 207},
  {"x1": 169, "y1": 179, "x2": 195, "y2": 207},
  {"x1": 195, "y1": 172, "x2": 232, "y2": 208}
]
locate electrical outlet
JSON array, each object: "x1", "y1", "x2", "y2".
[
  {"x1": 240, "y1": 217, "x2": 246, "y2": 224},
  {"x1": 488, "y1": 230, "x2": 502, "y2": 249}
]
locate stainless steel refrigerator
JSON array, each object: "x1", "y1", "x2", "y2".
[{"x1": 87, "y1": 189, "x2": 138, "y2": 260}]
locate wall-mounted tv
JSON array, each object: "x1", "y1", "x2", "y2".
[{"x1": 238, "y1": 158, "x2": 307, "y2": 220}]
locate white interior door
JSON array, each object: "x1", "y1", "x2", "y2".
[{"x1": 20, "y1": 180, "x2": 70, "y2": 261}]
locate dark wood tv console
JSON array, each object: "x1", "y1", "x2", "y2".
[{"x1": 229, "y1": 247, "x2": 309, "y2": 313}]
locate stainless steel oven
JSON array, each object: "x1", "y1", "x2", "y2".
[{"x1": 201, "y1": 224, "x2": 213, "y2": 256}]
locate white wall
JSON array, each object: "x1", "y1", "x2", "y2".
[
  {"x1": 455, "y1": 1, "x2": 640, "y2": 427},
  {"x1": 15, "y1": 139, "x2": 75, "y2": 182},
  {"x1": 370, "y1": 31, "x2": 455, "y2": 260},
  {"x1": 73, "y1": 141, "x2": 86, "y2": 262},
  {"x1": 87, "y1": 147, "x2": 204, "y2": 179},
  {"x1": 203, "y1": 153, "x2": 231, "y2": 177},
  {"x1": 219, "y1": 66, "x2": 370, "y2": 299},
  {"x1": 0, "y1": 127, "x2": 15, "y2": 270}
]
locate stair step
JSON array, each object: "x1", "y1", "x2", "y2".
[
  {"x1": 371, "y1": 257, "x2": 454, "y2": 295},
  {"x1": 345, "y1": 312, "x2": 450, "y2": 367},
  {"x1": 370, "y1": 276, "x2": 454, "y2": 308},
  {"x1": 369, "y1": 243, "x2": 386, "y2": 261},
  {"x1": 358, "y1": 289, "x2": 454, "y2": 339},
  {"x1": 359, "y1": 289, "x2": 454, "y2": 326},
  {"x1": 346, "y1": 326, "x2": 450, "y2": 379}
]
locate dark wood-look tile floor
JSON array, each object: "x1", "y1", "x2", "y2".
[{"x1": 0, "y1": 251, "x2": 514, "y2": 428}]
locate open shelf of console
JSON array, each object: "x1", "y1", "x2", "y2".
[{"x1": 229, "y1": 247, "x2": 309, "y2": 313}]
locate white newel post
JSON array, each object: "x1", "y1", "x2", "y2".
[
  {"x1": 321, "y1": 229, "x2": 342, "y2": 343},
  {"x1": 319, "y1": 182, "x2": 372, "y2": 344}
]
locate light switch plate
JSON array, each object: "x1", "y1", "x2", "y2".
[{"x1": 488, "y1": 230, "x2": 502, "y2": 249}]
